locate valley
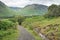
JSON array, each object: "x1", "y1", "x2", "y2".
[{"x1": 0, "y1": 1, "x2": 60, "y2": 40}]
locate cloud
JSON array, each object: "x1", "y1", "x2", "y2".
[
  {"x1": 30, "y1": 0, "x2": 60, "y2": 6},
  {"x1": 0, "y1": 0, "x2": 30, "y2": 7},
  {"x1": 0, "y1": 0, "x2": 60, "y2": 7}
]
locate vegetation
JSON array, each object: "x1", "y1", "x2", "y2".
[
  {"x1": 44, "y1": 4, "x2": 60, "y2": 18},
  {"x1": 0, "y1": 1, "x2": 18, "y2": 17},
  {"x1": 0, "y1": 1, "x2": 60, "y2": 40},
  {"x1": 0, "y1": 19, "x2": 19, "y2": 40}
]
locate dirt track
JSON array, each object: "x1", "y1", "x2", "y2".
[{"x1": 18, "y1": 26, "x2": 35, "y2": 40}]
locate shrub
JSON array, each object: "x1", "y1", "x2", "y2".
[{"x1": 0, "y1": 19, "x2": 17, "y2": 30}]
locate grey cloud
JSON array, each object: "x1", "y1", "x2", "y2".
[{"x1": 0, "y1": 0, "x2": 60, "y2": 7}]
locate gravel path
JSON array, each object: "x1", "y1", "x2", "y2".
[{"x1": 18, "y1": 26, "x2": 35, "y2": 40}]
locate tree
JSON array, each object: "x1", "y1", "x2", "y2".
[{"x1": 44, "y1": 4, "x2": 60, "y2": 18}]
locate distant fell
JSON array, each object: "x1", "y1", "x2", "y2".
[
  {"x1": 19, "y1": 4, "x2": 48, "y2": 16},
  {"x1": 0, "y1": 1, "x2": 15, "y2": 17}
]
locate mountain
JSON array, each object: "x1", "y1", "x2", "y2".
[
  {"x1": 0, "y1": 1, "x2": 48, "y2": 17},
  {"x1": 19, "y1": 4, "x2": 48, "y2": 16},
  {"x1": 9, "y1": 7, "x2": 21, "y2": 11},
  {"x1": 0, "y1": 1, "x2": 16, "y2": 17}
]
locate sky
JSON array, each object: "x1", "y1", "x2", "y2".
[{"x1": 0, "y1": 0, "x2": 60, "y2": 7}]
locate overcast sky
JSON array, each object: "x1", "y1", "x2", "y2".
[{"x1": 0, "y1": 0, "x2": 60, "y2": 7}]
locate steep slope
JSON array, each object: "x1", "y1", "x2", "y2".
[
  {"x1": 0, "y1": 1, "x2": 15, "y2": 17},
  {"x1": 19, "y1": 4, "x2": 48, "y2": 16}
]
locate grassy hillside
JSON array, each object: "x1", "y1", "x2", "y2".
[
  {"x1": 19, "y1": 4, "x2": 48, "y2": 16},
  {"x1": 0, "y1": 1, "x2": 16, "y2": 17},
  {"x1": 22, "y1": 16, "x2": 60, "y2": 40},
  {"x1": 0, "y1": 1, "x2": 60, "y2": 40},
  {"x1": 21, "y1": 4, "x2": 60, "y2": 40}
]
